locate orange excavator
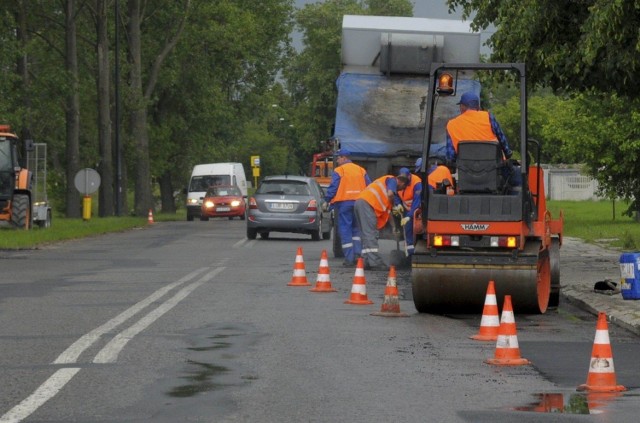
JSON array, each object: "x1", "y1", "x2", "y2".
[{"x1": 411, "y1": 63, "x2": 563, "y2": 314}]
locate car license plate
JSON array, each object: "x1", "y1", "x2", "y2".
[
  {"x1": 217, "y1": 207, "x2": 230, "y2": 212},
  {"x1": 271, "y1": 203, "x2": 294, "y2": 210}
]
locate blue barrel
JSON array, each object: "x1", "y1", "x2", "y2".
[{"x1": 619, "y1": 253, "x2": 640, "y2": 300}]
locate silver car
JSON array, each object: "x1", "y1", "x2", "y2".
[{"x1": 246, "y1": 175, "x2": 332, "y2": 240}]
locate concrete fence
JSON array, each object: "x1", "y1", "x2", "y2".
[{"x1": 542, "y1": 167, "x2": 602, "y2": 201}]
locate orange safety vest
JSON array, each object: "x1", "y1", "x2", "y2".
[
  {"x1": 427, "y1": 165, "x2": 453, "y2": 190},
  {"x1": 358, "y1": 175, "x2": 394, "y2": 229},
  {"x1": 446, "y1": 110, "x2": 497, "y2": 153},
  {"x1": 332, "y1": 162, "x2": 368, "y2": 202},
  {"x1": 398, "y1": 174, "x2": 421, "y2": 210}
]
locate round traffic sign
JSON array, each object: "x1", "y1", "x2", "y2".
[{"x1": 74, "y1": 168, "x2": 101, "y2": 195}]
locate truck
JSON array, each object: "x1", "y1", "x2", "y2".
[
  {"x1": 323, "y1": 15, "x2": 482, "y2": 259},
  {"x1": 185, "y1": 162, "x2": 248, "y2": 221},
  {"x1": 326, "y1": 16, "x2": 563, "y2": 314},
  {"x1": 0, "y1": 124, "x2": 51, "y2": 229}
]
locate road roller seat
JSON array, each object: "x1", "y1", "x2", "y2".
[{"x1": 456, "y1": 141, "x2": 504, "y2": 194}]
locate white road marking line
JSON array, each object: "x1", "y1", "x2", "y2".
[
  {"x1": 2, "y1": 267, "x2": 221, "y2": 422},
  {"x1": 53, "y1": 268, "x2": 209, "y2": 364},
  {"x1": 93, "y1": 267, "x2": 224, "y2": 363},
  {"x1": 0, "y1": 368, "x2": 81, "y2": 423}
]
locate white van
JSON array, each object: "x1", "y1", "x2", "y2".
[{"x1": 185, "y1": 162, "x2": 248, "y2": 221}]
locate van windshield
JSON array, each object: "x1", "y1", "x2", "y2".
[{"x1": 189, "y1": 175, "x2": 231, "y2": 192}]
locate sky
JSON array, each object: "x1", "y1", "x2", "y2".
[{"x1": 292, "y1": 0, "x2": 493, "y2": 53}]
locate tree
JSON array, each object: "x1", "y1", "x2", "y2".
[
  {"x1": 448, "y1": 0, "x2": 640, "y2": 218},
  {"x1": 447, "y1": 0, "x2": 640, "y2": 95}
]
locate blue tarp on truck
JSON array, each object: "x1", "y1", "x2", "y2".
[{"x1": 334, "y1": 73, "x2": 481, "y2": 159}]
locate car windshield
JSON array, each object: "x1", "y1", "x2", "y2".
[
  {"x1": 257, "y1": 181, "x2": 311, "y2": 196},
  {"x1": 206, "y1": 186, "x2": 241, "y2": 197},
  {"x1": 189, "y1": 175, "x2": 231, "y2": 192}
]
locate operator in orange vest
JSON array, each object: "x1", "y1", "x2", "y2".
[
  {"x1": 324, "y1": 149, "x2": 371, "y2": 267},
  {"x1": 445, "y1": 91, "x2": 522, "y2": 191},
  {"x1": 354, "y1": 171, "x2": 408, "y2": 270},
  {"x1": 445, "y1": 91, "x2": 512, "y2": 162}
]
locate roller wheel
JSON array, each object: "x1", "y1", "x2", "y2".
[{"x1": 548, "y1": 238, "x2": 561, "y2": 309}]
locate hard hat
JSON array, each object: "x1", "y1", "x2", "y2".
[
  {"x1": 397, "y1": 167, "x2": 411, "y2": 181},
  {"x1": 456, "y1": 91, "x2": 480, "y2": 109},
  {"x1": 336, "y1": 149, "x2": 351, "y2": 157}
]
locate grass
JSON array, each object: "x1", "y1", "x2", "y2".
[
  {"x1": 547, "y1": 200, "x2": 640, "y2": 250},
  {"x1": 0, "y1": 210, "x2": 186, "y2": 249},
  {"x1": 1, "y1": 200, "x2": 639, "y2": 251}
]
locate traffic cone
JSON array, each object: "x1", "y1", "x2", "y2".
[
  {"x1": 470, "y1": 280, "x2": 500, "y2": 341},
  {"x1": 371, "y1": 266, "x2": 408, "y2": 317},
  {"x1": 344, "y1": 258, "x2": 373, "y2": 305},
  {"x1": 485, "y1": 295, "x2": 530, "y2": 366},
  {"x1": 288, "y1": 247, "x2": 311, "y2": 287},
  {"x1": 310, "y1": 250, "x2": 336, "y2": 293},
  {"x1": 577, "y1": 312, "x2": 626, "y2": 392},
  {"x1": 147, "y1": 209, "x2": 154, "y2": 224}
]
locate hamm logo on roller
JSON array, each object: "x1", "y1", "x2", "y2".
[{"x1": 462, "y1": 223, "x2": 489, "y2": 231}]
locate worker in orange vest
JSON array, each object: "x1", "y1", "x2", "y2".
[
  {"x1": 354, "y1": 171, "x2": 408, "y2": 270},
  {"x1": 415, "y1": 157, "x2": 454, "y2": 194},
  {"x1": 324, "y1": 149, "x2": 371, "y2": 267}
]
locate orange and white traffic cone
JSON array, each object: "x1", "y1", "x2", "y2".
[
  {"x1": 344, "y1": 258, "x2": 373, "y2": 305},
  {"x1": 287, "y1": 247, "x2": 311, "y2": 287},
  {"x1": 470, "y1": 280, "x2": 500, "y2": 341},
  {"x1": 577, "y1": 312, "x2": 626, "y2": 392},
  {"x1": 371, "y1": 266, "x2": 408, "y2": 317},
  {"x1": 485, "y1": 295, "x2": 530, "y2": 366},
  {"x1": 310, "y1": 250, "x2": 336, "y2": 293},
  {"x1": 147, "y1": 209, "x2": 154, "y2": 224}
]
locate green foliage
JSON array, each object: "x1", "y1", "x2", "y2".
[{"x1": 447, "y1": 0, "x2": 640, "y2": 96}]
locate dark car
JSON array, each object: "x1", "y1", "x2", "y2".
[
  {"x1": 246, "y1": 175, "x2": 332, "y2": 240},
  {"x1": 200, "y1": 185, "x2": 246, "y2": 221}
]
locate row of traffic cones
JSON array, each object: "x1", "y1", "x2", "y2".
[
  {"x1": 288, "y1": 247, "x2": 406, "y2": 316},
  {"x1": 288, "y1": 248, "x2": 627, "y2": 394},
  {"x1": 470, "y1": 280, "x2": 626, "y2": 392}
]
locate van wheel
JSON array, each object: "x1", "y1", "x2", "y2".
[{"x1": 187, "y1": 214, "x2": 194, "y2": 221}]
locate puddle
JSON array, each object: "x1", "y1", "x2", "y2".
[{"x1": 514, "y1": 392, "x2": 624, "y2": 415}]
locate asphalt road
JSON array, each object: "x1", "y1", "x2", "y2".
[{"x1": 0, "y1": 220, "x2": 638, "y2": 422}]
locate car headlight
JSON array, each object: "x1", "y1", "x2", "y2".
[
  {"x1": 187, "y1": 198, "x2": 199, "y2": 205},
  {"x1": 231, "y1": 200, "x2": 241, "y2": 207},
  {"x1": 204, "y1": 200, "x2": 214, "y2": 208}
]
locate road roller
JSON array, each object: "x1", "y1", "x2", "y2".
[{"x1": 412, "y1": 63, "x2": 563, "y2": 314}]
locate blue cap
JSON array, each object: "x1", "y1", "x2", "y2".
[
  {"x1": 457, "y1": 91, "x2": 480, "y2": 109},
  {"x1": 398, "y1": 167, "x2": 411, "y2": 180},
  {"x1": 336, "y1": 149, "x2": 351, "y2": 157},
  {"x1": 414, "y1": 158, "x2": 423, "y2": 173}
]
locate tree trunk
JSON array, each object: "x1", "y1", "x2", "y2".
[
  {"x1": 127, "y1": 0, "x2": 152, "y2": 216},
  {"x1": 159, "y1": 171, "x2": 176, "y2": 213},
  {"x1": 96, "y1": 0, "x2": 114, "y2": 217},
  {"x1": 65, "y1": 0, "x2": 81, "y2": 218}
]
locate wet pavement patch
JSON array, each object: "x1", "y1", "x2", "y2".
[{"x1": 166, "y1": 323, "x2": 263, "y2": 398}]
